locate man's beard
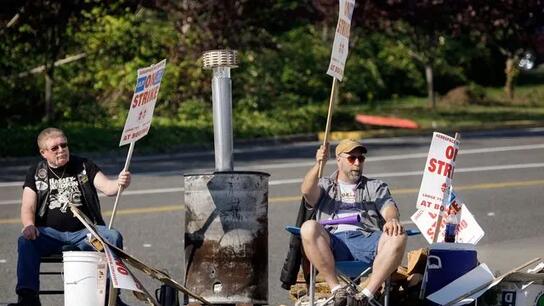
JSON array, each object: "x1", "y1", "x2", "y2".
[{"x1": 345, "y1": 169, "x2": 361, "y2": 182}]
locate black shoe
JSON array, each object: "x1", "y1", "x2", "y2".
[
  {"x1": 7, "y1": 289, "x2": 41, "y2": 306},
  {"x1": 332, "y1": 286, "x2": 357, "y2": 306}
]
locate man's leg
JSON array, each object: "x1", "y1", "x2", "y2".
[
  {"x1": 16, "y1": 228, "x2": 65, "y2": 293},
  {"x1": 300, "y1": 220, "x2": 340, "y2": 290},
  {"x1": 10, "y1": 227, "x2": 66, "y2": 306},
  {"x1": 70, "y1": 226, "x2": 123, "y2": 250},
  {"x1": 364, "y1": 232, "x2": 407, "y2": 294},
  {"x1": 94, "y1": 226, "x2": 123, "y2": 249}
]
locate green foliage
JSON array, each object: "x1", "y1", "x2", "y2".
[
  {"x1": 2, "y1": 1, "x2": 543, "y2": 157},
  {"x1": 343, "y1": 31, "x2": 426, "y2": 102}
]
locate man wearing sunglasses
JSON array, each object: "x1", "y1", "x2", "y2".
[
  {"x1": 9, "y1": 127, "x2": 132, "y2": 306},
  {"x1": 300, "y1": 139, "x2": 407, "y2": 306}
]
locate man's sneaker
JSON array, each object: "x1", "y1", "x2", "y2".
[
  {"x1": 347, "y1": 293, "x2": 371, "y2": 306},
  {"x1": 7, "y1": 289, "x2": 41, "y2": 306},
  {"x1": 332, "y1": 286, "x2": 357, "y2": 306}
]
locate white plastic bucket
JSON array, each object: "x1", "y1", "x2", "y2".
[{"x1": 63, "y1": 251, "x2": 107, "y2": 306}]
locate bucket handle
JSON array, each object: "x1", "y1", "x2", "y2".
[{"x1": 427, "y1": 255, "x2": 442, "y2": 270}]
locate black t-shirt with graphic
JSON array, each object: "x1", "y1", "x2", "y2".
[{"x1": 23, "y1": 157, "x2": 101, "y2": 232}]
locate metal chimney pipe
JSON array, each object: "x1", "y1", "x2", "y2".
[{"x1": 202, "y1": 49, "x2": 239, "y2": 171}]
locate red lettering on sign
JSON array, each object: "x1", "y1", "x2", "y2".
[
  {"x1": 444, "y1": 163, "x2": 453, "y2": 178},
  {"x1": 419, "y1": 200, "x2": 432, "y2": 208},
  {"x1": 343, "y1": 2, "x2": 354, "y2": 18},
  {"x1": 450, "y1": 201, "x2": 461, "y2": 213},
  {"x1": 428, "y1": 158, "x2": 454, "y2": 178},
  {"x1": 336, "y1": 19, "x2": 351, "y2": 37},
  {"x1": 114, "y1": 258, "x2": 128, "y2": 275},
  {"x1": 131, "y1": 87, "x2": 159, "y2": 108},
  {"x1": 445, "y1": 145, "x2": 458, "y2": 160},
  {"x1": 131, "y1": 94, "x2": 140, "y2": 108}
]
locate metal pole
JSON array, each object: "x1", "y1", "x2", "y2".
[
  {"x1": 202, "y1": 49, "x2": 239, "y2": 172},
  {"x1": 212, "y1": 67, "x2": 233, "y2": 171}
]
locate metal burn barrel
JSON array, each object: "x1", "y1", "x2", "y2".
[{"x1": 184, "y1": 171, "x2": 269, "y2": 304}]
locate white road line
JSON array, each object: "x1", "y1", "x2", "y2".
[
  {"x1": 241, "y1": 143, "x2": 544, "y2": 170},
  {"x1": 2, "y1": 143, "x2": 541, "y2": 185},
  {"x1": 1, "y1": 162, "x2": 542, "y2": 206}
]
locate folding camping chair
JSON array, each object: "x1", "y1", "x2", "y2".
[{"x1": 286, "y1": 226, "x2": 420, "y2": 306}]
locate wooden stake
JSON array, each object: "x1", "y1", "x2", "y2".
[
  {"x1": 108, "y1": 141, "x2": 135, "y2": 229},
  {"x1": 317, "y1": 77, "x2": 339, "y2": 178},
  {"x1": 432, "y1": 132, "x2": 461, "y2": 243}
]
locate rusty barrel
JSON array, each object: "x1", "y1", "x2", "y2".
[{"x1": 184, "y1": 171, "x2": 269, "y2": 304}]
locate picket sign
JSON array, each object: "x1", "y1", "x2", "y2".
[
  {"x1": 119, "y1": 59, "x2": 166, "y2": 146},
  {"x1": 411, "y1": 203, "x2": 485, "y2": 244},
  {"x1": 415, "y1": 132, "x2": 460, "y2": 215},
  {"x1": 69, "y1": 205, "x2": 160, "y2": 306},
  {"x1": 109, "y1": 59, "x2": 167, "y2": 229},
  {"x1": 326, "y1": 0, "x2": 355, "y2": 81},
  {"x1": 412, "y1": 132, "x2": 486, "y2": 244},
  {"x1": 103, "y1": 244, "x2": 144, "y2": 293},
  {"x1": 106, "y1": 61, "x2": 167, "y2": 306},
  {"x1": 318, "y1": 0, "x2": 355, "y2": 179}
]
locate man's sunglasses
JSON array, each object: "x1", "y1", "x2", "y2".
[
  {"x1": 48, "y1": 143, "x2": 68, "y2": 152},
  {"x1": 341, "y1": 154, "x2": 365, "y2": 164}
]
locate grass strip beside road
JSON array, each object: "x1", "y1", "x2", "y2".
[{"x1": 1, "y1": 179, "x2": 543, "y2": 225}]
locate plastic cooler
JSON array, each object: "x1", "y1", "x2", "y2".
[{"x1": 424, "y1": 243, "x2": 478, "y2": 305}]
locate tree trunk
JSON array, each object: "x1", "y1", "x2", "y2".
[
  {"x1": 44, "y1": 70, "x2": 53, "y2": 122},
  {"x1": 425, "y1": 64, "x2": 436, "y2": 109},
  {"x1": 504, "y1": 57, "x2": 516, "y2": 100}
]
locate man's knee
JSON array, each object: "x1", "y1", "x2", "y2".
[
  {"x1": 380, "y1": 232, "x2": 406, "y2": 253},
  {"x1": 300, "y1": 220, "x2": 322, "y2": 240},
  {"x1": 18, "y1": 235, "x2": 36, "y2": 252},
  {"x1": 95, "y1": 226, "x2": 124, "y2": 248},
  {"x1": 389, "y1": 233, "x2": 407, "y2": 253},
  {"x1": 106, "y1": 229, "x2": 123, "y2": 248}
]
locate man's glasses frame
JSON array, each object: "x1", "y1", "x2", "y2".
[
  {"x1": 340, "y1": 153, "x2": 365, "y2": 164},
  {"x1": 47, "y1": 143, "x2": 68, "y2": 152}
]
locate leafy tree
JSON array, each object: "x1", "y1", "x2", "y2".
[
  {"x1": 457, "y1": 0, "x2": 544, "y2": 99},
  {"x1": 352, "y1": 0, "x2": 468, "y2": 109},
  {"x1": 0, "y1": 0, "x2": 141, "y2": 123}
]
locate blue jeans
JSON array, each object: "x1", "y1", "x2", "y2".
[{"x1": 16, "y1": 226, "x2": 123, "y2": 293}]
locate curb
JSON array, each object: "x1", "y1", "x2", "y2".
[
  {"x1": 1, "y1": 121, "x2": 543, "y2": 166},
  {"x1": 318, "y1": 121, "x2": 544, "y2": 142}
]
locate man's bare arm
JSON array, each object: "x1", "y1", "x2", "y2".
[
  {"x1": 21, "y1": 187, "x2": 39, "y2": 240},
  {"x1": 382, "y1": 205, "x2": 404, "y2": 236},
  {"x1": 301, "y1": 144, "x2": 328, "y2": 207},
  {"x1": 93, "y1": 170, "x2": 131, "y2": 196}
]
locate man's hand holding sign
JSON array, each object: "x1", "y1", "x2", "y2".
[
  {"x1": 107, "y1": 59, "x2": 166, "y2": 306},
  {"x1": 318, "y1": 0, "x2": 356, "y2": 177}
]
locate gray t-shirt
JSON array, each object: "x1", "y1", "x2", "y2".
[{"x1": 315, "y1": 172, "x2": 398, "y2": 236}]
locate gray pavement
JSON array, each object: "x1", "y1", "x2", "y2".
[{"x1": 0, "y1": 127, "x2": 543, "y2": 305}]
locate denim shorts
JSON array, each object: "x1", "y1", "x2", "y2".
[{"x1": 329, "y1": 230, "x2": 382, "y2": 265}]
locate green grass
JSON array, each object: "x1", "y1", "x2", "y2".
[
  {"x1": 334, "y1": 81, "x2": 544, "y2": 131},
  {"x1": 2, "y1": 82, "x2": 544, "y2": 158}
]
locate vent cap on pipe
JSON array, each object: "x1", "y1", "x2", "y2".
[{"x1": 202, "y1": 49, "x2": 239, "y2": 69}]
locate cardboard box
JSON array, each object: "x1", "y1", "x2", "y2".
[{"x1": 494, "y1": 273, "x2": 544, "y2": 306}]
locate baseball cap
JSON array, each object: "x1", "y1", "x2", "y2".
[{"x1": 335, "y1": 139, "x2": 367, "y2": 156}]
